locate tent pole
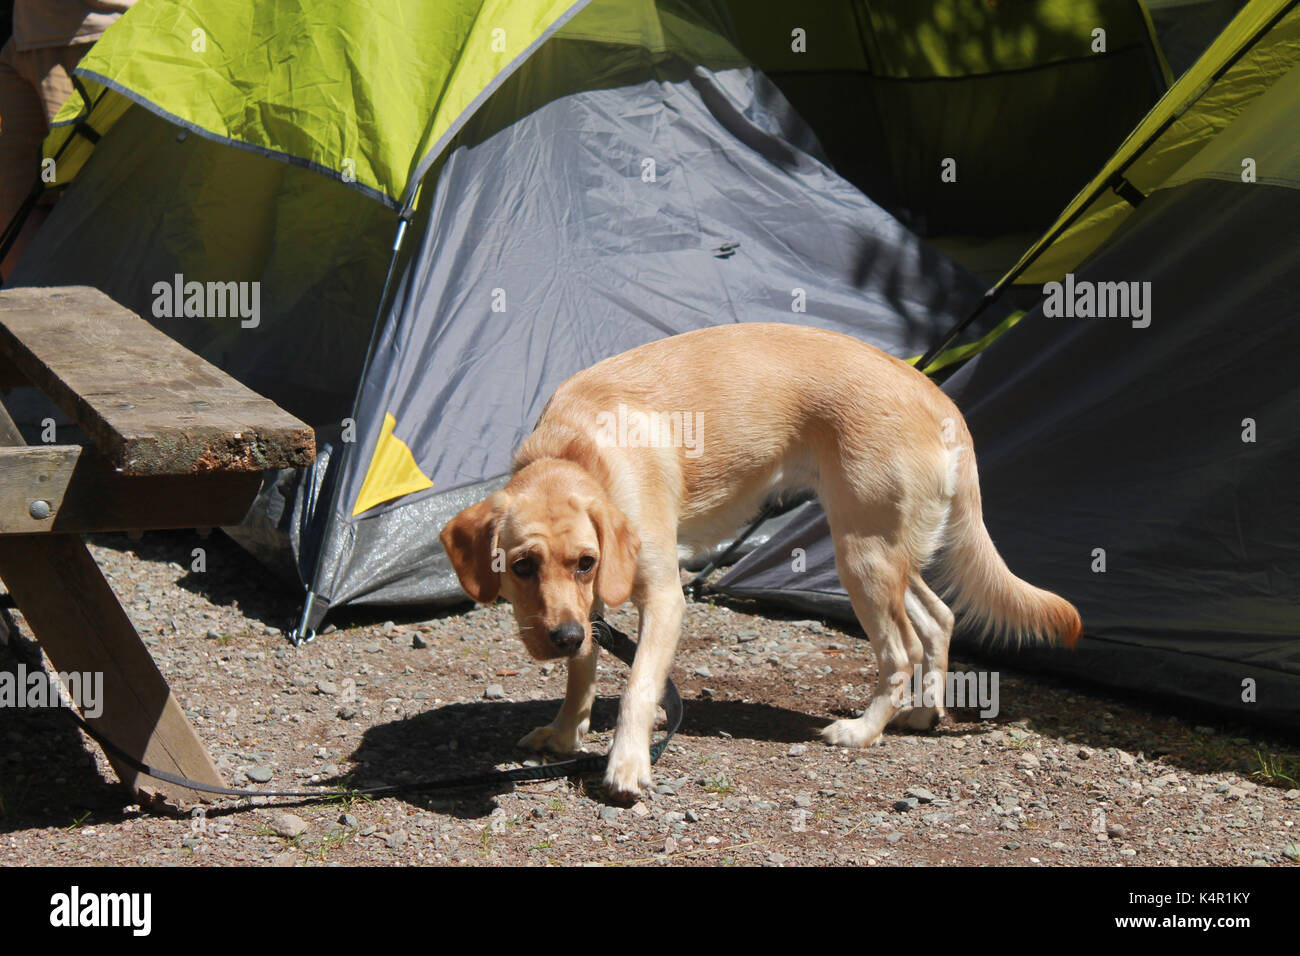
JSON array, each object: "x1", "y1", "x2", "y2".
[
  {"x1": 914, "y1": 285, "x2": 1005, "y2": 375},
  {"x1": 290, "y1": 214, "x2": 411, "y2": 645}
]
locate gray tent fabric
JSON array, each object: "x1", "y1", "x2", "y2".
[
  {"x1": 298, "y1": 38, "x2": 1002, "y2": 624},
  {"x1": 716, "y1": 177, "x2": 1300, "y2": 730}
]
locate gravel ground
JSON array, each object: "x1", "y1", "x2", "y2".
[{"x1": 2, "y1": 529, "x2": 1298, "y2": 867}]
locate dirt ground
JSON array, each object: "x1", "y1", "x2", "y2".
[{"x1": 1, "y1": 529, "x2": 1297, "y2": 867}]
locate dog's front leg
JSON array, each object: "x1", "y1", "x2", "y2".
[
  {"x1": 604, "y1": 586, "x2": 685, "y2": 800},
  {"x1": 517, "y1": 640, "x2": 599, "y2": 754}
]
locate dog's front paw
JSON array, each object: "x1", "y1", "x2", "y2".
[
  {"x1": 517, "y1": 723, "x2": 582, "y2": 754},
  {"x1": 603, "y1": 744, "x2": 652, "y2": 802},
  {"x1": 888, "y1": 706, "x2": 945, "y2": 731},
  {"x1": 820, "y1": 717, "x2": 883, "y2": 749}
]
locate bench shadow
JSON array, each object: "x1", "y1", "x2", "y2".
[{"x1": 0, "y1": 637, "x2": 141, "y2": 833}]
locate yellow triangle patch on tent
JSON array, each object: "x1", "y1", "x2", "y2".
[{"x1": 352, "y1": 413, "x2": 434, "y2": 516}]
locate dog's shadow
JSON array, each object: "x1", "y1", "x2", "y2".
[{"x1": 341, "y1": 695, "x2": 826, "y2": 818}]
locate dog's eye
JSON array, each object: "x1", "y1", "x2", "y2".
[
  {"x1": 511, "y1": 558, "x2": 536, "y2": 578},
  {"x1": 577, "y1": 555, "x2": 596, "y2": 575}
]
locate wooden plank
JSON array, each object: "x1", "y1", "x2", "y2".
[
  {"x1": 0, "y1": 286, "x2": 314, "y2": 476},
  {"x1": 0, "y1": 445, "x2": 81, "y2": 533},
  {"x1": 0, "y1": 400, "x2": 226, "y2": 809},
  {"x1": 0, "y1": 444, "x2": 262, "y2": 534}
]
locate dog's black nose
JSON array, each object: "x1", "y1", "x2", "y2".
[{"x1": 549, "y1": 622, "x2": 585, "y2": 653}]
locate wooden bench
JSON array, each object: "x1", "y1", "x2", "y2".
[{"x1": 0, "y1": 285, "x2": 314, "y2": 810}]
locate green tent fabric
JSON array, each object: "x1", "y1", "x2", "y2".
[
  {"x1": 45, "y1": 0, "x2": 597, "y2": 208},
  {"x1": 724, "y1": 0, "x2": 1170, "y2": 241},
  {"x1": 1008, "y1": 0, "x2": 1300, "y2": 285},
  {"x1": 917, "y1": 0, "x2": 1294, "y2": 369}
]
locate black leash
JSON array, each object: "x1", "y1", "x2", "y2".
[{"x1": 64, "y1": 618, "x2": 680, "y2": 804}]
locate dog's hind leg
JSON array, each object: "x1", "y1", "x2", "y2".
[
  {"x1": 820, "y1": 527, "x2": 921, "y2": 749},
  {"x1": 889, "y1": 574, "x2": 955, "y2": 731}
]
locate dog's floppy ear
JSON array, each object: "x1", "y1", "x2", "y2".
[
  {"x1": 589, "y1": 498, "x2": 641, "y2": 607},
  {"x1": 440, "y1": 494, "x2": 506, "y2": 604}
]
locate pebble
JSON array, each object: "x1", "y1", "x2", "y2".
[
  {"x1": 1003, "y1": 841, "x2": 1021, "y2": 851},
  {"x1": 385, "y1": 830, "x2": 408, "y2": 849},
  {"x1": 270, "y1": 813, "x2": 308, "y2": 839},
  {"x1": 412, "y1": 633, "x2": 430, "y2": 649},
  {"x1": 339, "y1": 813, "x2": 358, "y2": 828},
  {"x1": 894, "y1": 798, "x2": 918, "y2": 812},
  {"x1": 906, "y1": 787, "x2": 937, "y2": 803},
  {"x1": 788, "y1": 744, "x2": 808, "y2": 756},
  {"x1": 316, "y1": 680, "x2": 340, "y2": 696},
  {"x1": 694, "y1": 665, "x2": 712, "y2": 678},
  {"x1": 1107, "y1": 823, "x2": 1127, "y2": 839},
  {"x1": 337, "y1": 705, "x2": 357, "y2": 720},
  {"x1": 246, "y1": 766, "x2": 273, "y2": 783},
  {"x1": 484, "y1": 684, "x2": 505, "y2": 700},
  {"x1": 794, "y1": 794, "x2": 813, "y2": 808},
  {"x1": 599, "y1": 807, "x2": 621, "y2": 822}
]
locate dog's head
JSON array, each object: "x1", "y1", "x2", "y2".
[{"x1": 440, "y1": 460, "x2": 640, "y2": 659}]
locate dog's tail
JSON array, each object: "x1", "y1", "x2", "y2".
[{"x1": 929, "y1": 436, "x2": 1082, "y2": 648}]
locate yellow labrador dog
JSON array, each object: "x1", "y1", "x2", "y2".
[{"x1": 441, "y1": 323, "x2": 1080, "y2": 800}]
